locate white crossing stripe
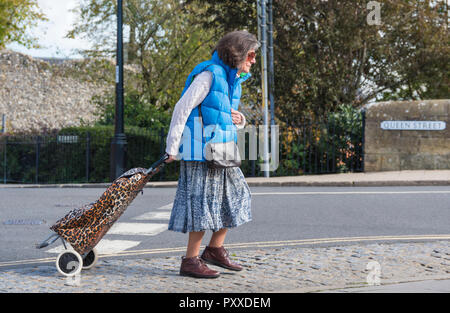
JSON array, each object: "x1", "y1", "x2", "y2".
[
  {"x1": 133, "y1": 211, "x2": 171, "y2": 221},
  {"x1": 156, "y1": 203, "x2": 173, "y2": 210},
  {"x1": 108, "y1": 222, "x2": 168, "y2": 236},
  {"x1": 45, "y1": 239, "x2": 141, "y2": 255}
]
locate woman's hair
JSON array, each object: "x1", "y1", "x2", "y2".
[{"x1": 213, "y1": 30, "x2": 260, "y2": 69}]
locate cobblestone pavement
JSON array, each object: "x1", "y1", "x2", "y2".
[{"x1": 0, "y1": 241, "x2": 449, "y2": 293}]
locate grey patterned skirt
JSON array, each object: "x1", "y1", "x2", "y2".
[{"x1": 168, "y1": 160, "x2": 252, "y2": 233}]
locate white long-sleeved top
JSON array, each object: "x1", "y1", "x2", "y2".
[{"x1": 165, "y1": 71, "x2": 246, "y2": 157}]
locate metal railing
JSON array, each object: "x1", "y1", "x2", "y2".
[
  {"x1": 0, "y1": 128, "x2": 172, "y2": 184},
  {"x1": 0, "y1": 115, "x2": 364, "y2": 184},
  {"x1": 239, "y1": 116, "x2": 364, "y2": 177}
]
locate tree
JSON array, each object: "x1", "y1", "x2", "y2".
[
  {"x1": 189, "y1": 0, "x2": 449, "y2": 127},
  {"x1": 68, "y1": 0, "x2": 217, "y2": 130},
  {"x1": 0, "y1": 0, "x2": 47, "y2": 48},
  {"x1": 377, "y1": 0, "x2": 449, "y2": 101}
]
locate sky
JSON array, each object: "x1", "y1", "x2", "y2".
[{"x1": 6, "y1": 0, "x2": 91, "y2": 59}]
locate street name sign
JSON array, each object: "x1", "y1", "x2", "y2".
[{"x1": 380, "y1": 121, "x2": 446, "y2": 131}]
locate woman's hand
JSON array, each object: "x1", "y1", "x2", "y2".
[
  {"x1": 165, "y1": 154, "x2": 177, "y2": 163},
  {"x1": 231, "y1": 108, "x2": 243, "y2": 125}
]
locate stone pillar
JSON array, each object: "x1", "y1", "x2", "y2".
[{"x1": 364, "y1": 100, "x2": 450, "y2": 172}]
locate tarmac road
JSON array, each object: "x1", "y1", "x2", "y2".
[{"x1": 1, "y1": 185, "x2": 450, "y2": 267}]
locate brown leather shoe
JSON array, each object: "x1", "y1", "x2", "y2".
[
  {"x1": 179, "y1": 256, "x2": 220, "y2": 278},
  {"x1": 201, "y1": 246, "x2": 243, "y2": 271}
]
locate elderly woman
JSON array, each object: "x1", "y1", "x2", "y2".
[{"x1": 164, "y1": 30, "x2": 259, "y2": 279}]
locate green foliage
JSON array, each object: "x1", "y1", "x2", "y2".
[
  {"x1": 0, "y1": 0, "x2": 47, "y2": 48},
  {"x1": 270, "y1": 103, "x2": 364, "y2": 176},
  {"x1": 6, "y1": 0, "x2": 442, "y2": 181},
  {"x1": 325, "y1": 104, "x2": 364, "y2": 173},
  {"x1": 190, "y1": 0, "x2": 449, "y2": 127},
  {"x1": 69, "y1": 0, "x2": 447, "y2": 133},
  {"x1": 68, "y1": 0, "x2": 216, "y2": 118}
]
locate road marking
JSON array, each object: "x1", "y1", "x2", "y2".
[
  {"x1": 252, "y1": 191, "x2": 450, "y2": 196},
  {"x1": 45, "y1": 239, "x2": 141, "y2": 255},
  {"x1": 2, "y1": 234, "x2": 449, "y2": 268},
  {"x1": 132, "y1": 202, "x2": 173, "y2": 220},
  {"x1": 0, "y1": 257, "x2": 56, "y2": 267},
  {"x1": 108, "y1": 222, "x2": 168, "y2": 236},
  {"x1": 133, "y1": 211, "x2": 171, "y2": 221},
  {"x1": 103, "y1": 234, "x2": 450, "y2": 258},
  {"x1": 155, "y1": 203, "x2": 173, "y2": 210}
]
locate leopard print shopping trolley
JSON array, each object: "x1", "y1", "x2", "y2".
[{"x1": 36, "y1": 153, "x2": 169, "y2": 277}]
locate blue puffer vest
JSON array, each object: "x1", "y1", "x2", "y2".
[{"x1": 178, "y1": 50, "x2": 251, "y2": 161}]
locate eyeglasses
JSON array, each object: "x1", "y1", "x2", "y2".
[{"x1": 247, "y1": 51, "x2": 256, "y2": 60}]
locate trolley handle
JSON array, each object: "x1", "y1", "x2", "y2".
[{"x1": 145, "y1": 153, "x2": 169, "y2": 175}]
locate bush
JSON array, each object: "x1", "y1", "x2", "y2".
[{"x1": 262, "y1": 104, "x2": 364, "y2": 177}]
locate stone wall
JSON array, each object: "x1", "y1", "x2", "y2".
[
  {"x1": 364, "y1": 99, "x2": 450, "y2": 171},
  {"x1": 0, "y1": 50, "x2": 113, "y2": 134}
]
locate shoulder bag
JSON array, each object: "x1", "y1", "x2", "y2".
[{"x1": 198, "y1": 104, "x2": 242, "y2": 169}]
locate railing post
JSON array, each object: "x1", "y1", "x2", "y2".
[
  {"x1": 2, "y1": 136, "x2": 6, "y2": 184},
  {"x1": 86, "y1": 132, "x2": 91, "y2": 182},
  {"x1": 36, "y1": 136, "x2": 41, "y2": 184},
  {"x1": 1, "y1": 114, "x2": 5, "y2": 184},
  {"x1": 159, "y1": 127, "x2": 165, "y2": 181},
  {"x1": 331, "y1": 119, "x2": 338, "y2": 173},
  {"x1": 251, "y1": 119, "x2": 256, "y2": 177},
  {"x1": 1, "y1": 114, "x2": 5, "y2": 134},
  {"x1": 361, "y1": 108, "x2": 366, "y2": 172}
]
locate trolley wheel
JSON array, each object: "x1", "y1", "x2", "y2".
[
  {"x1": 56, "y1": 250, "x2": 83, "y2": 277},
  {"x1": 82, "y1": 248, "x2": 98, "y2": 270}
]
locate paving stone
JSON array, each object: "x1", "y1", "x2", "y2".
[{"x1": 1, "y1": 241, "x2": 449, "y2": 292}]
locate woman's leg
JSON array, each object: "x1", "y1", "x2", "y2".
[
  {"x1": 208, "y1": 228, "x2": 228, "y2": 247},
  {"x1": 201, "y1": 228, "x2": 242, "y2": 271},
  {"x1": 186, "y1": 231, "x2": 205, "y2": 258},
  {"x1": 181, "y1": 230, "x2": 220, "y2": 278}
]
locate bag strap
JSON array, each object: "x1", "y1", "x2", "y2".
[
  {"x1": 189, "y1": 71, "x2": 207, "y2": 130},
  {"x1": 198, "y1": 102, "x2": 204, "y2": 129}
]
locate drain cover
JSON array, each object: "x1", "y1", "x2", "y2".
[{"x1": 3, "y1": 219, "x2": 46, "y2": 225}]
